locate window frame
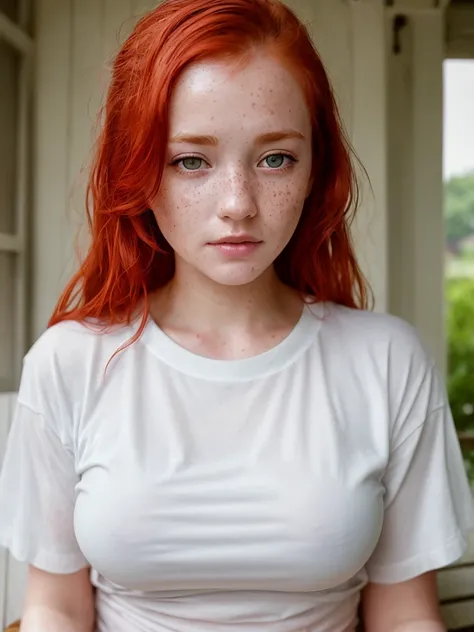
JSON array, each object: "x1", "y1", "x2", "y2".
[
  {"x1": 446, "y1": 1, "x2": 474, "y2": 60},
  {"x1": 0, "y1": 0, "x2": 33, "y2": 392}
]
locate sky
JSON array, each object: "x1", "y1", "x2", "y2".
[{"x1": 443, "y1": 60, "x2": 474, "y2": 180}]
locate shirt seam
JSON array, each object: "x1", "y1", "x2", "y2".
[
  {"x1": 390, "y1": 403, "x2": 448, "y2": 455},
  {"x1": 14, "y1": 398, "x2": 73, "y2": 455}
]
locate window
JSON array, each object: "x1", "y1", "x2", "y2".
[
  {"x1": 0, "y1": 0, "x2": 32, "y2": 392},
  {"x1": 443, "y1": 58, "x2": 474, "y2": 487}
]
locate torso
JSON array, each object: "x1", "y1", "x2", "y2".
[{"x1": 23, "y1": 302, "x2": 436, "y2": 631}]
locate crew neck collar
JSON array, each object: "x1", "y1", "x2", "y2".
[{"x1": 140, "y1": 302, "x2": 325, "y2": 382}]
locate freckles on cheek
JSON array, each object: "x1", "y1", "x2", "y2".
[
  {"x1": 173, "y1": 197, "x2": 203, "y2": 234},
  {"x1": 182, "y1": 196, "x2": 200, "y2": 219},
  {"x1": 267, "y1": 184, "x2": 303, "y2": 220}
]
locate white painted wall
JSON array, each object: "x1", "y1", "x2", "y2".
[
  {"x1": 33, "y1": 0, "x2": 141, "y2": 342},
  {"x1": 348, "y1": 1, "x2": 388, "y2": 313},
  {"x1": 386, "y1": 9, "x2": 446, "y2": 374}
]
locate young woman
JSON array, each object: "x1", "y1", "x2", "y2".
[{"x1": 0, "y1": 0, "x2": 473, "y2": 631}]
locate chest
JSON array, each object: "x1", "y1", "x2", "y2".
[{"x1": 72, "y1": 359, "x2": 389, "y2": 593}]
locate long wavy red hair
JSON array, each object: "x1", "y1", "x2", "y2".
[{"x1": 49, "y1": 0, "x2": 369, "y2": 334}]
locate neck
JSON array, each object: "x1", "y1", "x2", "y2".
[{"x1": 150, "y1": 263, "x2": 302, "y2": 334}]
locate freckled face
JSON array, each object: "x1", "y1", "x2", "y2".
[{"x1": 151, "y1": 54, "x2": 313, "y2": 286}]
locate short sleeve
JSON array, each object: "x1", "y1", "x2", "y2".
[
  {"x1": 366, "y1": 391, "x2": 474, "y2": 583},
  {"x1": 0, "y1": 400, "x2": 89, "y2": 574}
]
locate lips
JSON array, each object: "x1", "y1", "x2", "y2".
[
  {"x1": 210, "y1": 235, "x2": 261, "y2": 245},
  {"x1": 208, "y1": 237, "x2": 262, "y2": 257}
]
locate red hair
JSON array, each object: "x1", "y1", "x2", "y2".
[{"x1": 49, "y1": 0, "x2": 369, "y2": 333}]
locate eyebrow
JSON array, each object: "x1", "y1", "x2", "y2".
[{"x1": 168, "y1": 130, "x2": 306, "y2": 146}]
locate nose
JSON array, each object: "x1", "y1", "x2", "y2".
[{"x1": 217, "y1": 168, "x2": 258, "y2": 221}]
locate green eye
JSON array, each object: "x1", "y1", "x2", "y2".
[
  {"x1": 182, "y1": 157, "x2": 203, "y2": 170},
  {"x1": 265, "y1": 154, "x2": 286, "y2": 169}
]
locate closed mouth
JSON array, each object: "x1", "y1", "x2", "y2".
[{"x1": 210, "y1": 237, "x2": 262, "y2": 245}]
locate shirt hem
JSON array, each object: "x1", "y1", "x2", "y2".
[
  {"x1": 0, "y1": 533, "x2": 89, "y2": 575},
  {"x1": 367, "y1": 527, "x2": 474, "y2": 584}
]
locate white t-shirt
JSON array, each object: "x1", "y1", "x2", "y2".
[{"x1": 0, "y1": 302, "x2": 473, "y2": 632}]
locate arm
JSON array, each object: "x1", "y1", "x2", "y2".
[
  {"x1": 20, "y1": 566, "x2": 95, "y2": 632},
  {"x1": 361, "y1": 572, "x2": 445, "y2": 632}
]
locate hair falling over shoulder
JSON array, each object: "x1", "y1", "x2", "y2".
[{"x1": 49, "y1": 0, "x2": 370, "y2": 335}]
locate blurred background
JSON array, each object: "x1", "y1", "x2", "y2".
[
  {"x1": 444, "y1": 59, "x2": 474, "y2": 487},
  {"x1": 0, "y1": 0, "x2": 474, "y2": 629}
]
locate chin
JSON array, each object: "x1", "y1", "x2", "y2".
[{"x1": 204, "y1": 268, "x2": 267, "y2": 288}]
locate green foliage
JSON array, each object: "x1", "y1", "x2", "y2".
[
  {"x1": 444, "y1": 175, "x2": 474, "y2": 484},
  {"x1": 464, "y1": 451, "x2": 474, "y2": 487},
  {"x1": 444, "y1": 172, "x2": 474, "y2": 251},
  {"x1": 446, "y1": 277, "x2": 474, "y2": 433},
  {"x1": 460, "y1": 240, "x2": 474, "y2": 261}
]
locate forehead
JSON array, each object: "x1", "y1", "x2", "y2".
[{"x1": 168, "y1": 55, "x2": 311, "y2": 138}]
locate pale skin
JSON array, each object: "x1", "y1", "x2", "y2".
[{"x1": 20, "y1": 54, "x2": 445, "y2": 632}]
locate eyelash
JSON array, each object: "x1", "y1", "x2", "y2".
[{"x1": 170, "y1": 153, "x2": 298, "y2": 174}]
